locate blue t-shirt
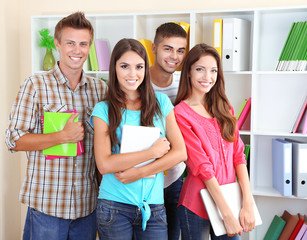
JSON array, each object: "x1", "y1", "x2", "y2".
[{"x1": 90, "y1": 92, "x2": 173, "y2": 229}]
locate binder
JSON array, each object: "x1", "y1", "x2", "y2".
[
  {"x1": 42, "y1": 112, "x2": 78, "y2": 156},
  {"x1": 285, "y1": 138, "x2": 307, "y2": 198},
  {"x1": 237, "y1": 97, "x2": 251, "y2": 130},
  {"x1": 272, "y1": 138, "x2": 292, "y2": 196},
  {"x1": 120, "y1": 125, "x2": 161, "y2": 178},
  {"x1": 213, "y1": 19, "x2": 223, "y2": 57},
  {"x1": 95, "y1": 40, "x2": 110, "y2": 71},
  {"x1": 222, "y1": 18, "x2": 251, "y2": 71},
  {"x1": 139, "y1": 39, "x2": 155, "y2": 67},
  {"x1": 200, "y1": 182, "x2": 262, "y2": 236},
  {"x1": 263, "y1": 215, "x2": 286, "y2": 240}
]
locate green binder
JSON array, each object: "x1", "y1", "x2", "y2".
[
  {"x1": 42, "y1": 112, "x2": 78, "y2": 156},
  {"x1": 263, "y1": 215, "x2": 286, "y2": 240}
]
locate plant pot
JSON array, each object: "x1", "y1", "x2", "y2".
[{"x1": 43, "y1": 48, "x2": 55, "y2": 71}]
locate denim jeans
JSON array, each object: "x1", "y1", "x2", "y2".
[
  {"x1": 23, "y1": 207, "x2": 97, "y2": 240},
  {"x1": 97, "y1": 199, "x2": 167, "y2": 240},
  {"x1": 164, "y1": 176, "x2": 183, "y2": 240},
  {"x1": 178, "y1": 205, "x2": 241, "y2": 240}
]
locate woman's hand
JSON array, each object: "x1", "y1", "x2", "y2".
[
  {"x1": 239, "y1": 205, "x2": 256, "y2": 233},
  {"x1": 151, "y1": 137, "x2": 170, "y2": 159},
  {"x1": 114, "y1": 167, "x2": 141, "y2": 184},
  {"x1": 223, "y1": 215, "x2": 243, "y2": 237}
]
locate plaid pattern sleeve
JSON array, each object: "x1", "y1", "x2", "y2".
[{"x1": 5, "y1": 63, "x2": 107, "y2": 219}]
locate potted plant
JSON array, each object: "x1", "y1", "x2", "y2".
[{"x1": 39, "y1": 28, "x2": 56, "y2": 71}]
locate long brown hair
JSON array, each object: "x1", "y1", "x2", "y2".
[
  {"x1": 106, "y1": 38, "x2": 163, "y2": 151},
  {"x1": 175, "y1": 43, "x2": 237, "y2": 142}
]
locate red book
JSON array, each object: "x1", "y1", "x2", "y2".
[
  {"x1": 289, "y1": 214, "x2": 305, "y2": 240},
  {"x1": 237, "y1": 97, "x2": 251, "y2": 130}
]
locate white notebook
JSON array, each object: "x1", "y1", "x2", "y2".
[
  {"x1": 120, "y1": 125, "x2": 161, "y2": 178},
  {"x1": 200, "y1": 182, "x2": 262, "y2": 236}
]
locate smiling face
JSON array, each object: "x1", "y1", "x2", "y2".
[
  {"x1": 116, "y1": 50, "x2": 145, "y2": 95},
  {"x1": 189, "y1": 54, "x2": 218, "y2": 97},
  {"x1": 152, "y1": 36, "x2": 187, "y2": 74},
  {"x1": 54, "y1": 27, "x2": 91, "y2": 74}
]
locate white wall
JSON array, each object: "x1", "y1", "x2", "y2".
[{"x1": 1, "y1": 0, "x2": 306, "y2": 239}]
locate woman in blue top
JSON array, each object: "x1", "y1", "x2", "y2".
[{"x1": 91, "y1": 38, "x2": 187, "y2": 240}]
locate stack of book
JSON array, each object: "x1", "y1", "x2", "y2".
[
  {"x1": 88, "y1": 39, "x2": 111, "y2": 71},
  {"x1": 236, "y1": 97, "x2": 251, "y2": 130},
  {"x1": 276, "y1": 21, "x2": 307, "y2": 71},
  {"x1": 264, "y1": 210, "x2": 307, "y2": 240}
]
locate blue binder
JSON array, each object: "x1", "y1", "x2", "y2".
[{"x1": 272, "y1": 139, "x2": 292, "y2": 196}]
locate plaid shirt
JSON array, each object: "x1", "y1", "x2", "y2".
[{"x1": 5, "y1": 63, "x2": 107, "y2": 219}]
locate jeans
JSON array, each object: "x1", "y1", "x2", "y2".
[
  {"x1": 164, "y1": 176, "x2": 183, "y2": 240},
  {"x1": 97, "y1": 199, "x2": 167, "y2": 240},
  {"x1": 23, "y1": 207, "x2": 97, "y2": 240},
  {"x1": 178, "y1": 205, "x2": 241, "y2": 240}
]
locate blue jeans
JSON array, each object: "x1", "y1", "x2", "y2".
[
  {"x1": 178, "y1": 205, "x2": 241, "y2": 240},
  {"x1": 164, "y1": 176, "x2": 183, "y2": 240},
  {"x1": 23, "y1": 207, "x2": 97, "y2": 240},
  {"x1": 97, "y1": 199, "x2": 167, "y2": 240}
]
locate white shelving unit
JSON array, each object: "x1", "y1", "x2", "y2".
[{"x1": 31, "y1": 6, "x2": 307, "y2": 239}]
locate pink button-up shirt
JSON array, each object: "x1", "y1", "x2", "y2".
[{"x1": 174, "y1": 101, "x2": 246, "y2": 219}]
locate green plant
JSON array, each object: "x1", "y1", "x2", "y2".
[{"x1": 38, "y1": 29, "x2": 56, "y2": 50}]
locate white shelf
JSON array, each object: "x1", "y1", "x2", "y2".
[{"x1": 31, "y1": 6, "x2": 307, "y2": 239}]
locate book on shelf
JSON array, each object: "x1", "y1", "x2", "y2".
[
  {"x1": 237, "y1": 97, "x2": 251, "y2": 130},
  {"x1": 236, "y1": 98, "x2": 248, "y2": 119},
  {"x1": 276, "y1": 21, "x2": 307, "y2": 71},
  {"x1": 139, "y1": 39, "x2": 155, "y2": 67},
  {"x1": 95, "y1": 40, "x2": 110, "y2": 71},
  {"x1": 289, "y1": 214, "x2": 305, "y2": 240},
  {"x1": 294, "y1": 217, "x2": 307, "y2": 240},
  {"x1": 263, "y1": 215, "x2": 286, "y2": 240},
  {"x1": 291, "y1": 96, "x2": 307, "y2": 134},
  {"x1": 42, "y1": 112, "x2": 78, "y2": 157},
  {"x1": 244, "y1": 144, "x2": 250, "y2": 174},
  {"x1": 279, "y1": 210, "x2": 300, "y2": 240},
  {"x1": 88, "y1": 41, "x2": 99, "y2": 71}
]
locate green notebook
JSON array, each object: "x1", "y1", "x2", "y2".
[
  {"x1": 42, "y1": 112, "x2": 78, "y2": 156},
  {"x1": 236, "y1": 99, "x2": 248, "y2": 119},
  {"x1": 263, "y1": 215, "x2": 286, "y2": 240}
]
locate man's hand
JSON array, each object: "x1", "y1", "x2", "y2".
[{"x1": 62, "y1": 113, "x2": 84, "y2": 143}]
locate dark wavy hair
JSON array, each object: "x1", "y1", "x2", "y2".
[
  {"x1": 175, "y1": 43, "x2": 237, "y2": 142},
  {"x1": 106, "y1": 38, "x2": 163, "y2": 150}
]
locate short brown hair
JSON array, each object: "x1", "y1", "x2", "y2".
[
  {"x1": 54, "y1": 11, "x2": 94, "y2": 44},
  {"x1": 154, "y1": 22, "x2": 187, "y2": 45}
]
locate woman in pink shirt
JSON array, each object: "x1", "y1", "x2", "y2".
[{"x1": 174, "y1": 43, "x2": 255, "y2": 240}]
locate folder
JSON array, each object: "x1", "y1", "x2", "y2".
[
  {"x1": 263, "y1": 215, "x2": 286, "y2": 240},
  {"x1": 42, "y1": 112, "x2": 78, "y2": 156},
  {"x1": 200, "y1": 182, "x2": 262, "y2": 236},
  {"x1": 120, "y1": 125, "x2": 161, "y2": 178},
  {"x1": 237, "y1": 97, "x2": 251, "y2": 130},
  {"x1": 285, "y1": 138, "x2": 307, "y2": 198},
  {"x1": 88, "y1": 41, "x2": 99, "y2": 71},
  {"x1": 95, "y1": 40, "x2": 110, "y2": 71},
  {"x1": 272, "y1": 138, "x2": 292, "y2": 196},
  {"x1": 222, "y1": 18, "x2": 251, "y2": 71},
  {"x1": 139, "y1": 39, "x2": 155, "y2": 67},
  {"x1": 213, "y1": 19, "x2": 223, "y2": 57}
]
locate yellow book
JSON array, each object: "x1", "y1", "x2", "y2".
[
  {"x1": 213, "y1": 19, "x2": 223, "y2": 57},
  {"x1": 139, "y1": 39, "x2": 155, "y2": 67}
]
